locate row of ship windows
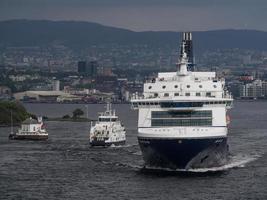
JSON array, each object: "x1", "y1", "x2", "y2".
[
  {"x1": 21, "y1": 126, "x2": 37, "y2": 131},
  {"x1": 151, "y1": 118, "x2": 212, "y2": 127},
  {"x1": 154, "y1": 129, "x2": 209, "y2": 132},
  {"x1": 132, "y1": 101, "x2": 231, "y2": 107},
  {"x1": 153, "y1": 92, "x2": 213, "y2": 97},
  {"x1": 148, "y1": 84, "x2": 217, "y2": 90},
  {"x1": 151, "y1": 111, "x2": 212, "y2": 118},
  {"x1": 19, "y1": 132, "x2": 39, "y2": 135}
]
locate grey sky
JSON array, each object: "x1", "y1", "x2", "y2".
[{"x1": 0, "y1": 0, "x2": 266, "y2": 31}]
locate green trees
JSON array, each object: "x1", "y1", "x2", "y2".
[
  {"x1": 62, "y1": 114, "x2": 71, "y2": 119},
  {"x1": 0, "y1": 101, "x2": 30, "y2": 126},
  {"x1": 72, "y1": 108, "x2": 84, "y2": 119}
]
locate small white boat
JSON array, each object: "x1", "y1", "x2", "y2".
[
  {"x1": 89, "y1": 103, "x2": 126, "y2": 146},
  {"x1": 9, "y1": 117, "x2": 48, "y2": 140}
]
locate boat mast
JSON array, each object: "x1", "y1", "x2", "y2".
[
  {"x1": 10, "y1": 110, "x2": 13, "y2": 135},
  {"x1": 178, "y1": 41, "x2": 189, "y2": 76}
]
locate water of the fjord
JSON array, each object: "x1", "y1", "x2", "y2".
[{"x1": 0, "y1": 102, "x2": 266, "y2": 199}]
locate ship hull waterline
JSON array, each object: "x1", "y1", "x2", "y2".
[
  {"x1": 90, "y1": 140, "x2": 126, "y2": 147},
  {"x1": 138, "y1": 136, "x2": 229, "y2": 171},
  {"x1": 9, "y1": 134, "x2": 48, "y2": 140}
]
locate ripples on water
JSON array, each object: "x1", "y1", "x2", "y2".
[{"x1": 0, "y1": 102, "x2": 267, "y2": 199}]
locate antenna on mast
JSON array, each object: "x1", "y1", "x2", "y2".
[
  {"x1": 10, "y1": 110, "x2": 13, "y2": 135},
  {"x1": 177, "y1": 41, "x2": 189, "y2": 76}
]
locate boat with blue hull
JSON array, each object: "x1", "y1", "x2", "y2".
[
  {"x1": 139, "y1": 137, "x2": 228, "y2": 170},
  {"x1": 131, "y1": 32, "x2": 233, "y2": 171}
]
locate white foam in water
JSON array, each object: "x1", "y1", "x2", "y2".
[
  {"x1": 132, "y1": 151, "x2": 142, "y2": 156},
  {"x1": 96, "y1": 150, "x2": 262, "y2": 173},
  {"x1": 186, "y1": 154, "x2": 261, "y2": 173},
  {"x1": 110, "y1": 144, "x2": 136, "y2": 148},
  {"x1": 145, "y1": 154, "x2": 262, "y2": 173}
]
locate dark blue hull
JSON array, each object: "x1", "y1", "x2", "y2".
[{"x1": 138, "y1": 137, "x2": 229, "y2": 170}]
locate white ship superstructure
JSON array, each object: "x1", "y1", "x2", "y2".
[
  {"x1": 9, "y1": 117, "x2": 48, "y2": 140},
  {"x1": 89, "y1": 104, "x2": 126, "y2": 146},
  {"x1": 131, "y1": 33, "x2": 233, "y2": 170}
]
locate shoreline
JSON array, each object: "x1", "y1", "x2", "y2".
[
  {"x1": 0, "y1": 118, "x2": 95, "y2": 127},
  {"x1": 21, "y1": 101, "x2": 131, "y2": 105},
  {"x1": 19, "y1": 99, "x2": 267, "y2": 104},
  {"x1": 45, "y1": 117, "x2": 95, "y2": 122}
]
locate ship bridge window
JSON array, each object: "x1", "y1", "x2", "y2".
[
  {"x1": 185, "y1": 93, "x2": 190, "y2": 96},
  {"x1": 162, "y1": 86, "x2": 166, "y2": 89},
  {"x1": 187, "y1": 85, "x2": 190, "y2": 88},
  {"x1": 164, "y1": 93, "x2": 169, "y2": 97},
  {"x1": 196, "y1": 93, "x2": 201, "y2": 96},
  {"x1": 199, "y1": 85, "x2": 203, "y2": 88},
  {"x1": 151, "y1": 110, "x2": 212, "y2": 127},
  {"x1": 154, "y1": 93, "x2": 158, "y2": 97},
  {"x1": 213, "y1": 85, "x2": 217, "y2": 88},
  {"x1": 174, "y1": 85, "x2": 178, "y2": 88},
  {"x1": 151, "y1": 119, "x2": 212, "y2": 127},
  {"x1": 99, "y1": 118, "x2": 117, "y2": 122},
  {"x1": 152, "y1": 110, "x2": 212, "y2": 118},
  {"x1": 174, "y1": 93, "x2": 179, "y2": 96}
]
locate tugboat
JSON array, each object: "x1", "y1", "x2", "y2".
[
  {"x1": 131, "y1": 32, "x2": 233, "y2": 170},
  {"x1": 89, "y1": 103, "x2": 126, "y2": 146},
  {"x1": 9, "y1": 117, "x2": 48, "y2": 140}
]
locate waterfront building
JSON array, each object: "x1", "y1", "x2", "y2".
[
  {"x1": 52, "y1": 80, "x2": 60, "y2": 91},
  {"x1": 240, "y1": 79, "x2": 267, "y2": 99}
]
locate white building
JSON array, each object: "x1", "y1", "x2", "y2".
[
  {"x1": 52, "y1": 80, "x2": 60, "y2": 91},
  {"x1": 240, "y1": 79, "x2": 267, "y2": 99}
]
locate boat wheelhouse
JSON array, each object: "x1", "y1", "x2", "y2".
[{"x1": 89, "y1": 104, "x2": 126, "y2": 146}]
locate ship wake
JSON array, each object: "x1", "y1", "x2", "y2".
[
  {"x1": 186, "y1": 153, "x2": 261, "y2": 172},
  {"x1": 143, "y1": 153, "x2": 261, "y2": 173}
]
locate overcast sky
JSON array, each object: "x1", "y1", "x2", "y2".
[{"x1": 0, "y1": 0, "x2": 266, "y2": 31}]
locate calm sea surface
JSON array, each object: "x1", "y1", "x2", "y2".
[{"x1": 0, "y1": 101, "x2": 267, "y2": 199}]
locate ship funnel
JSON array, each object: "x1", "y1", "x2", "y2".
[{"x1": 180, "y1": 32, "x2": 195, "y2": 71}]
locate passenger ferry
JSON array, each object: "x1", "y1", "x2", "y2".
[
  {"x1": 9, "y1": 117, "x2": 48, "y2": 140},
  {"x1": 89, "y1": 104, "x2": 126, "y2": 146},
  {"x1": 131, "y1": 33, "x2": 233, "y2": 170}
]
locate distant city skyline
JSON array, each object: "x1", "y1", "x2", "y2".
[{"x1": 0, "y1": 0, "x2": 267, "y2": 32}]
